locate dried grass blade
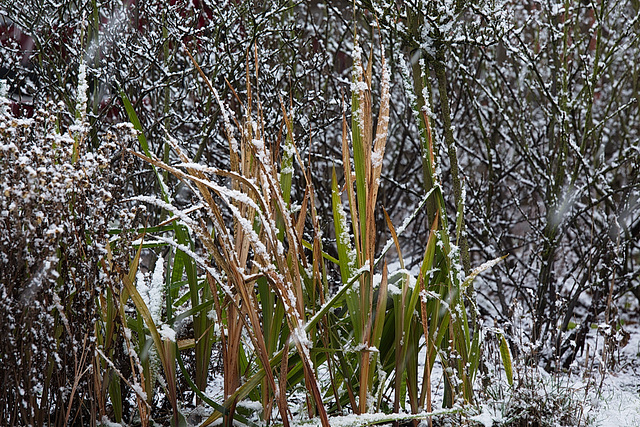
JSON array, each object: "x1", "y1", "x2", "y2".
[
  {"x1": 462, "y1": 255, "x2": 509, "y2": 289},
  {"x1": 295, "y1": 191, "x2": 309, "y2": 245},
  {"x1": 278, "y1": 337, "x2": 291, "y2": 425},
  {"x1": 370, "y1": 49, "x2": 390, "y2": 206},
  {"x1": 418, "y1": 271, "x2": 433, "y2": 422},
  {"x1": 383, "y1": 207, "x2": 403, "y2": 270}
]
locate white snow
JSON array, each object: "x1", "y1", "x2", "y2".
[{"x1": 158, "y1": 324, "x2": 176, "y2": 342}]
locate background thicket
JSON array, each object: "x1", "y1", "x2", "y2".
[{"x1": 1, "y1": 0, "x2": 638, "y2": 425}]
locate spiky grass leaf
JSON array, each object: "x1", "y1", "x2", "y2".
[
  {"x1": 121, "y1": 274, "x2": 179, "y2": 421},
  {"x1": 331, "y1": 167, "x2": 355, "y2": 284},
  {"x1": 499, "y1": 333, "x2": 514, "y2": 386}
]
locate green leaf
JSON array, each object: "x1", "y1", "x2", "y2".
[
  {"x1": 331, "y1": 167, "x2": 355, "y2": 284},
  {"x1": 119, "y1": 88, "x2": 151, "y2": 156},
  {"x1": 351, "y1": 73, "x2": 368, "y2": 258},
  {"x1": 499, "y1": 333, "x2": 514, "y2": 386}
]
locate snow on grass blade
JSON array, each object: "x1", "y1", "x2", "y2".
[{"x1": 121, "y1": 254, "x2": 180, "y2": 424}]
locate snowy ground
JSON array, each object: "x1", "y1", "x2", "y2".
[{"x1": 590, "y1": 323, "x2": 640, "y2": 427}]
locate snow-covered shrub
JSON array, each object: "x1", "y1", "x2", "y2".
[
  {"x1": 452, "y1": 0, "x2": 640, "y2": 368},
  {"x1": 361, "y1": 0, "x2": 640, "y2": 370},
  {"x1": 0, "y1": 85, "x2": 134, "y2": 425},
  {"x1": 0, "y1": 1, "x2": 352, "y2": 176}
]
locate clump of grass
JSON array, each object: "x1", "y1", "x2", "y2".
[
  {"x1": 121, "y1": 44, "x2": 335, "y2": 426},
  {"x1": 111, "y1": 36, "x2": 505, "y2": 426},
  {"x1": 485, "y1": 370, "x2": 591, "y2": 427}
]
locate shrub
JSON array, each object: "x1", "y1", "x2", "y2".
[{"x1": 0, "y1": 78, "x2": 135, "y2": 424}]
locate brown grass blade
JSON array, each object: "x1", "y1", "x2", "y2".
[
  {"x1": 383, "y1": 207, "x2": 404, "y2": 270},
  {"x1": 371, "y1": 49, "x2": 390, "y2": 203}
]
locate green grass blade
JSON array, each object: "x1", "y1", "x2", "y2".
[
  {"x1": 331, "y1": 167, "x2": 355, "y2": 284},
  {"x1": 120, "y1": 88, "x2": 172, "y2": 203},
  {"x1": 301, "y1": 239, "x2": 340, "y2": 265},
  {"x1": 499, "y1": 333, "x2": 514, "y2": 386},
  {"x1": 119, "y1": 88, "x2": 150, "y2": 156},
  {"x1": 351, "y1": 80, "x2": 368, "y2": 260}
]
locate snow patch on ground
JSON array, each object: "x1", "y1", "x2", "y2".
[
  {"x1": 595, "y1": 380, "x2": 640, "y2": 426},
  {"x1": 593, "y1": 322, "x2": 640, "y2": 427}
]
